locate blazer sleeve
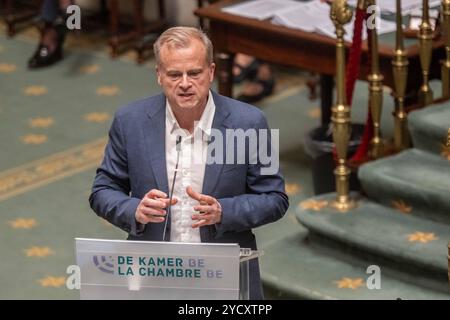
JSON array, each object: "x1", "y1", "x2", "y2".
[
  {"x1": 215, "y1": 112, "x2": 289, "y2": 237},
  {"x1": 89, "y1": 113, "x2": 143, "y2": 236}
]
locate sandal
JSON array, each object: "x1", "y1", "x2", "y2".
[
  {"x1": 236, "y1": 77, "x2": 275, "y2": 103},
  {"x1": 233, "y1": 59, "x2": 260, "y2": 84}
]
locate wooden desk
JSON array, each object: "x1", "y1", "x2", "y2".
[
  {"x1": 108, "y1": 0, "x2": 166, "y2": 63},
  {"x1": 195, "y1": 0, "x2": 445, "y2": 125},
  {"x1": 2, "y1": 0, "x2": 42, "y2": 37}
]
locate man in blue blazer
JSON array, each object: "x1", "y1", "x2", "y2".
[{"x1": 89, "y1": 27, "x2": 289, "y2": 300}]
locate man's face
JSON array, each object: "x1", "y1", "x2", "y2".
[{"x1": 156, "y1": 39, "x2": 215, "y2": 112}]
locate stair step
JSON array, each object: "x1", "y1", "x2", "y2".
[
  {"x1": 261, "y1": 228, "x2": 450, "y2": 299},
  {"x1": 409, "y1": 100, "x2": 450, "y2": 155},
  {"x1": 294, "y1": 194, "x2": 450, "y2": 291},
  {"x1": 358, "y1": 148, "x2": 450, "y2": 224}
]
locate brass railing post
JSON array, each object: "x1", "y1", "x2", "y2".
[
  {"x1": 447, "y1": 243, "x2": 450, "y2": 286},
  {"x1": 368, "y1": 0, "x2": 384, "y2": 159},
  {"x1": 392, "y1": 0, "x2": 411, "y2": 150},
  {"x1": 446, "y1": 128, "x2": 450, "y2": 149},
  {"x1": 330, "y1": 0, "x2": 357, "y2": 211},
  {"x1": 441, "y1": 0, "x2": 450, "y2": 98},
  {"x1": 418, "y1": 0, "x2": 435, "y2": 106}
]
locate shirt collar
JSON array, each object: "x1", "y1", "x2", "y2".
[{"x1": 166, "y1": 91, "x2": 216, "y2": 138}]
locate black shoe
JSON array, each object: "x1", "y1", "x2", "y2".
[
  {"x1": 28, "y1": 44, "x2": 63, "y2": 69},
  {"x1": 236, "y1": 77, "x2": 275, "y2": 103},
  {"x1": 28, "y1": 21, "x2": 66, "y2": 69},
  {"x1": 233, "y1": 59, "x2": 260, "y2": 84}
]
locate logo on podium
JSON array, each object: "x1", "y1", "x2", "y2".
[{"x1": 93, "y1": 255, "x2": 115, "y2": 274}]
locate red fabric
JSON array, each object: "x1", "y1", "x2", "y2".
[
  {"x1": 345, "y1": 8, "x2": 366, "y2": 106},
  {"x1": 350, "y1": 108, "x2": 373, "y2": 164},
  {"x1": 350, "y1": 24, "x2": 374, "y2": 163},
  {"x1": 332, "y1": 7, "x2": 378, "y2": 164},
  {"x1": 332, "y1": 8, "x2": 366, "y2": 162}
]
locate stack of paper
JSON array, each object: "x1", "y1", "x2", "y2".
[
  {"x1": 316, "y1": 16, "x2": 397, "y2": 42},
  {"x1": 222, "y1": 0, "x2": 398, "y2": 42},
  {"x1": 408, "y1": 8, "x2": 440, "y2": 19},
  {"x1": 271, "y1": 1, "x2": 330, "y2": 32},
  {"x1": 347, "y1": 0, "x2": 441, "y2": 15},
  {"x1": 221, "y1": 0, "x2": 301, "y2": 20}
]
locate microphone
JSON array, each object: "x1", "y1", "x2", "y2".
[
  {"x1": 162, "y1": 136, "x2": 182, "y2": 241},
  {"x1": 176, "y1": 135, "x2": 182, "y2": 152}
]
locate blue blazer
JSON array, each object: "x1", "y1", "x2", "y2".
[{"x1": 89, "y1": 91, "x2": 289, "y2": 299}]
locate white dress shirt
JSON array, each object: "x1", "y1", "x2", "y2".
[{"x1": 165, "y1": 91, "x2": 216, "y2": 243}]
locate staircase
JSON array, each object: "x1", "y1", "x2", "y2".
[{"x1": 260, "y1": 100, "x2": 450, "y2": 299}]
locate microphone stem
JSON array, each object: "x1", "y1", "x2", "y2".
[{"x1": 162, "y1": 140, "x2": 181, "y2": 241}]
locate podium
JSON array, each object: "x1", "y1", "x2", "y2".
[{"x1": 75, "y1": 238, "x2": 259, "y2": 300}]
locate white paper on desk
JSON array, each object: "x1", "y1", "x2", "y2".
[
  {"x1": 316, "y1": 18, "x2": 362, "y2": 42},
  {"x1": 270, "y1": 0, "x2": 397, "y2": 41},
  {"x1": 221, "y1": 0, "x2": 301, "y2": 20},
  {"x1": 316, "y1": 16, "x2": 397, "y2": 42},
  {"x1": 409, "y1": 8, "x2": 439, "y2": 19},
  {"x1": 271, "y1": 1, "x2": 328, "y2": 32},
  {"x1": 348, "y1": 0, "x2": 441, "y2": 15}
]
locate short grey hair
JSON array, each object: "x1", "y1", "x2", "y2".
[{"x1": 153, "y1": 26, "x2": 214, "y2": 66}]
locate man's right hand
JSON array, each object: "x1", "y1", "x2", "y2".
[{"x1": 135, "y1": 189, "x2": 178, "y2": 224}]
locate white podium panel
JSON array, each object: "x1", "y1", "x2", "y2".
[{"x1": 75, "y1": 238, "x2": 240, "y2": 300}]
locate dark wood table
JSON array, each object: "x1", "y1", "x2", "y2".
[
  {"x1": 108, "y1": 0, "x2": 166, "y2": 63},
  {"x1": 2, "y1": 0, "x2": 42, "y2": 37},
  {"x1": 195, "y1": 0, "x2": 445, "y2": 125}
]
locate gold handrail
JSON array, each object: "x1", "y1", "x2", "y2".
[
  {"x1": 368, "y1": 0, "x2": 384, "y2": 159},
  {"x1": 330, "y1": 0, "x2": 357, "y2": 211},
  {"x1": 392, "y1": 0, "x2": 411, "y2": 151},
  {"x1": 441, "y1": 0, "x2": 450, "y2": 98},
  {"x1": 448, "y1": 243, "x2": 450, "y2": 286},
  {"x1": 418, "y1": 0, "x2": 435, "y2": 106}
]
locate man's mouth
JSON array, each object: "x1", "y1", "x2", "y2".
[{"x1": 178, "y1": 93, "x2": 194, "y2": 98}]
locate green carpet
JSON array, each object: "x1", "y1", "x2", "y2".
[
  {"x1": 409, "y1": 99, "x2": 450, "y2": 155},
  {"x1": 0, "y1": 33, "x2": 152, "y2": 299},
  {"x1": 261, "y1": 228, "x2": 450, "y2": 299},
  {"x1": 1, "y1": 20, "x2": 432, "y2": 299},
  {"x1": 266, "y1": 92, "x2": 450, "y2": 299},
  {"x1": 298, "y1": 195, "x2": 450, "y2": 291},
  {"x1": 359, "y1": 148, "x2": 450, "y2": 224},
  {"x1": 0, "y1": 30, "x2": 327, "y2": 299}
]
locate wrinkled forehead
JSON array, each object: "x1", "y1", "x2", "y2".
[{"x1": 159, "y1": 39, "x2": 208, "y2": 66}]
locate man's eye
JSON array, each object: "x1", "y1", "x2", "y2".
[
  {"x1": 168, "y1": 73, "x2": 181, "y2": 79},
  {"x1": 188, "y1": 71, "x2": 202, "y2": 78}
]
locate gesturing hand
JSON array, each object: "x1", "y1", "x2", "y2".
[
  {"x1": 135, "y1": 189, "x2": 178, "y2": 225},
  {"x1": 186, "y1": 186, "x2": 222, "y2": 228}
]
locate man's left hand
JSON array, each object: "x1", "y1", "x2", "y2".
[{"x1": 186, "y1": 186, "x2": 222, "y2": 228}]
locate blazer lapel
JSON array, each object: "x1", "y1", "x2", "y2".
[
  {"x1": 144, "y1": 93, "x2": 231, "y2": 242},
  {"x1": 202, "y1": 93, "x2": 231, "y2": 196},
  {"x1": 200, "y1": 93, "x2": 231, "y2": 242},
  {"x1": 144, "y1": 94, "x2": 169, "y2": 195}
]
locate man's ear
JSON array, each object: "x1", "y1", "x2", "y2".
[
  {"x1": 209, "y1": 63, "x2": 216, "y2": 83},
  {"x1": 156, "y1": 66, "x2": 162, "y2": 86}
]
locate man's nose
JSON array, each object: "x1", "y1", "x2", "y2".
[{"x1": 180, "y1": 74, "x2": 191, "y2": 89}]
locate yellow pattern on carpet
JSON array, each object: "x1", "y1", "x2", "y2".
[{"x1": 0, "y1": 138, "x2": 107, "y2": 202}]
